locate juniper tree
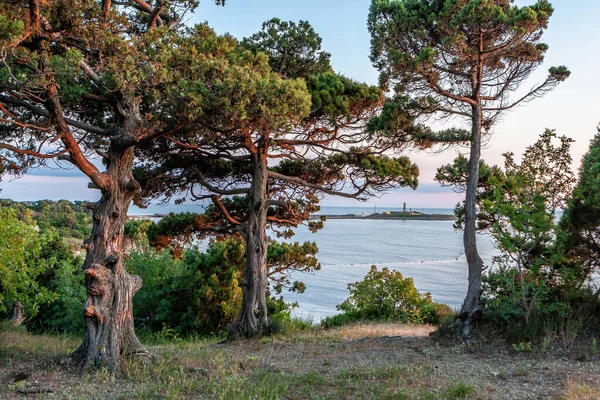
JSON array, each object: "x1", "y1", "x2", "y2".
[
  {"x1": 438, "y1": 131, "x2": 575, "y2": 324},
  {"x1": 558, "y1": 128, "x2": 600, "y2": 287},
  {"x1": 0, "y1": 0, "x2": 240, "y2": 373},
  {"x1": 368, "y1": 0, "x2": 570, "y2": 335},
  {"x1": 138, "y1": 19, "x2": 420, "y2": 338}
]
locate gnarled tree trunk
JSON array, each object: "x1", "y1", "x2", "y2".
[
  {"x1": 458, "y1": 104, "x2": 485, "y2": 337},
  {"x1": 73, "y1": 135, "x2": 151, "y2": 374},
  {"x1": 227, "y1": 151, "x2": 269, "y2": 339}
]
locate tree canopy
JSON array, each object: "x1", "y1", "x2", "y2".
[
  {"x1": 558, "y1": 127, "x2": 600, "y2": 284},
  {"x1": 136, "y1": 18, "x2": 420, "y2": 338},
  {"x1": 0, "y1": 0, "x2": 243, "y2": 373},
  {"x1": 368, "y1": 0, "x2": 569, "y2": 335}
]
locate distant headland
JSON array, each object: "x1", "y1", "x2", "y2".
[{"x1": 314, "y1": 210, "x2": 457, "y2": 221}]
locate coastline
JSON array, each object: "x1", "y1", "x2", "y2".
[
  {"x1": 320, "y1": 214, "x2": 457, "y2": 221},
  {"x1": 313, "y1": 211, "x2": 457, "y2": 221}
]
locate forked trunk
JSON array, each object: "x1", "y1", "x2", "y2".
[
  {"x1": 227, "y1": 151, "x2": 269, "y2": 339},
  {"x1": 458, "y1": 104, "x2": 485, "y2": 337},
  {"x1": 73, "y1": 142, "x2": 151, "y2": 374}
]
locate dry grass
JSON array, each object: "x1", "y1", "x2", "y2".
[
  {"x1": 1, "y1": 322, "x2": 600, "y2": 399},
  {"x1": 557, "y1": 374, "x2": 600, "y2": 400}
]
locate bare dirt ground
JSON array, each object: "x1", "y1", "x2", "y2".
[{"x1": 1, "y1": 323, "x2": 599, "y2": 399}]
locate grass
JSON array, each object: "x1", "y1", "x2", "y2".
[
  {"x1": 2, "y1": 320, "x2": 600, "y2": 399},
  {"x1": 558, "y1": 377, "x2": 600, "y2": 400}
]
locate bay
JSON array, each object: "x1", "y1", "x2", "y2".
[
  {"x1": 128, "y1": 204, "x2": 498, "y2": 321},
  {"x1": 279, "y1": 210, "x2": 498, "y2": 321}
]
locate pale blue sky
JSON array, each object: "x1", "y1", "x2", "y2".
[{"x1": 2, "y1": 0, "x2": 599, "y2": 208}]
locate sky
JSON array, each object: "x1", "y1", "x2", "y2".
[{"x1": 1, "y1": 0, "x2": 599, "y2": 208}]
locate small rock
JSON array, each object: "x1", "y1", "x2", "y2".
[{"x1": 58, "y1": 357, "x2": 70, "y2": 366}]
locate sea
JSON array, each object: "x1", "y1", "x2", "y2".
[{"x1": 128, "y1": 204, "x2": 498, "y2": 321}]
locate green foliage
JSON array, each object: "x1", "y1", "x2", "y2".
[
  {"x1": 482, "y1": 266, "x2": 567, "y2": 341},
  {"x1": 0, "y1": 199, "x2": 92, "y2": 240},
  {"x1": 459, "y1": 131, "x2": 600, "y2": 341},
  {"x1": 368, "y1": 0, "x2": 568, "y2": 97},
  {"x1": 0, "y1": 208, "x2": 56, "y2": 317},
  {"x1": 145, "y1": 212, "x2": 206, "y2": 252},
  {"x1": 125, "y1": 234, "x2": 317, "y2": 335},
  {"x1": 267, "y1": 240, "x2": 320, "y2": 294},
  {"x1": 443, "y1": 382, "x2": 475, "y2": 399},
  {"x1": 28, "y1": 240, "x2": 86, "y2": 334},
  {"x1": 123, "y1": 219, "x2": 153, "y2": 249},
  {"x1": 307, "y1": 73, "x2": 382, "y2": 121},
  {"x1": 186, "y1": 238, "x2": 245, "y2": 334},
  {"x1": 126, "y1": 247, "x2": 197, "y2": 334},
  {"x1": 0, "y1": 15, "x2": 23, "y2": 43},
  {"x1": 323, "y1": 266, "x2": 452, "y2": 327},
  {"x1": 242, "y1": 18, "x2": 332, "y2": 79},
  {"x1": 558, "y1": 127, "x2": 600, "y2": 282}
]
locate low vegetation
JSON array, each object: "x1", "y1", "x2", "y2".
[
  {"x1": 2, "y1": 319, "x2": 600, "y2": 399},
  {"x1": 322, "y1": 266, "x2": 454, "y2": 328}
]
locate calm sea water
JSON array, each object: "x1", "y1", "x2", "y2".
[
  {"x1": 280, "y1": 216, "x2": 497, "y2": 321},
  {"x1": 128, "y1": 205, "x2": 498, "y2": 320}
]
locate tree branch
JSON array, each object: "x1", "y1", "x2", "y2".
[
  {"x1": 268, "y1": 170, "x2": 366, "y2": 199},
  {"x1": 0, "y1": 95, "x2": 110, "y2": 136},
  {"x1": 211, "y1": 195, "x2": 242, "y2": 226},
  {"x1": 189, "y1": 166, "x2": 251, "y2": 196}
]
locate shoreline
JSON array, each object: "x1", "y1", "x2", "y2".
[
  {"x1": 128, "y1": 213, "x2": 458, "y2": 221},
  {"x1": 314, "y1": 212, "x2": 457, "y2": 221}
]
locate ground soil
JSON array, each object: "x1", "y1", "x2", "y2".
[{"x1": 1, "y1": 323, "x2": 599, "y2": 399}]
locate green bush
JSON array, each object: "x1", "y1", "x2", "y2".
[
  {"x1": 0, "y1": 208, "x2": 58, "y2": 319},
  {"x1": 126, "y1": 237, "x2": 298, "y2": 336},
  {"x1": 320, "y1": 310, "x2": 364, "y2": 329},
  {"x1": 28, "y1": 243, "x2": 86, "y2": 334},
  {"x1": 481, "y1": 266, "x2": 599, "y2": 341},
  {"x1": 322, "y1": 266, "x2": 452, "y2": 328},
  {"x1": 126, "y1": 246, "x2": 197, "y2": 334}
]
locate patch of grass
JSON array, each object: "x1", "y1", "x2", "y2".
[
  {"x1": 321, "y1": 310, "x2": 365, "y2": 328},
  {"x1": 0, "y1": 327, "x2": 79, "y2": 364},
  {"x1": 444, "y1": 382, "x2": 475, "y2": 399},
  {"x1": 267, "y1": 315, "x2": 315, "y2": 336},
  {"x1": 3, "y1": 321, "x2": 600, "y2": 399},
  {"x1": 559, "y1": 378, "x2": 600, "y2": 400},
  {"x1": 512, "y1": 341, "x2": 533, "y2": 353},
  {"x1": 0, "y1": 320, "x2": 27, "y2": 333},
  {"x1": 513, "y1": 364, "x2": 531, "y2": 377}
]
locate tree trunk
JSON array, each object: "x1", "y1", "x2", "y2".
[
  {"x1": 73, "y1": 139, "x2": 151, "y2": 374},
  {"x1": 227, "y1": 151, "x2": 269, "y2": 339},
  {"x1": 10, "y1": 301, "x2": 24, "y2": 326},
  {"x1": 458, "y1": 104, "x2": 485, "y2": 337}
]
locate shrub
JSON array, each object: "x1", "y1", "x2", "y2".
[
  {"x1": 126, "y1": 237, "x2": 299, "y2": 336},
  {"x1": 323, "y1": 266, "x2": 451, "y2": 327},
  {"x1": 481, "y1": 266, "x2": 599, "y2": 341},
  {"x1": 126, "y1": 246, "x2": 197, "y2": 334},
  {"x1": 0, "y1": 209, "x2": 57, "y2": 320}
]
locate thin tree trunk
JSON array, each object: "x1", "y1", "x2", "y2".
[
  {"x1": 10, "y1": 301, "x2": 24, "y2": 326},
  {"x1": 73, "y1": 135, "x2": 151, "y2": 374},
  {"x1": 227, "y1": 151, "x2": 269, "y2": 339},
  {"x1": 458, "y1": 104, "x2": 485, "y2": 337}
]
